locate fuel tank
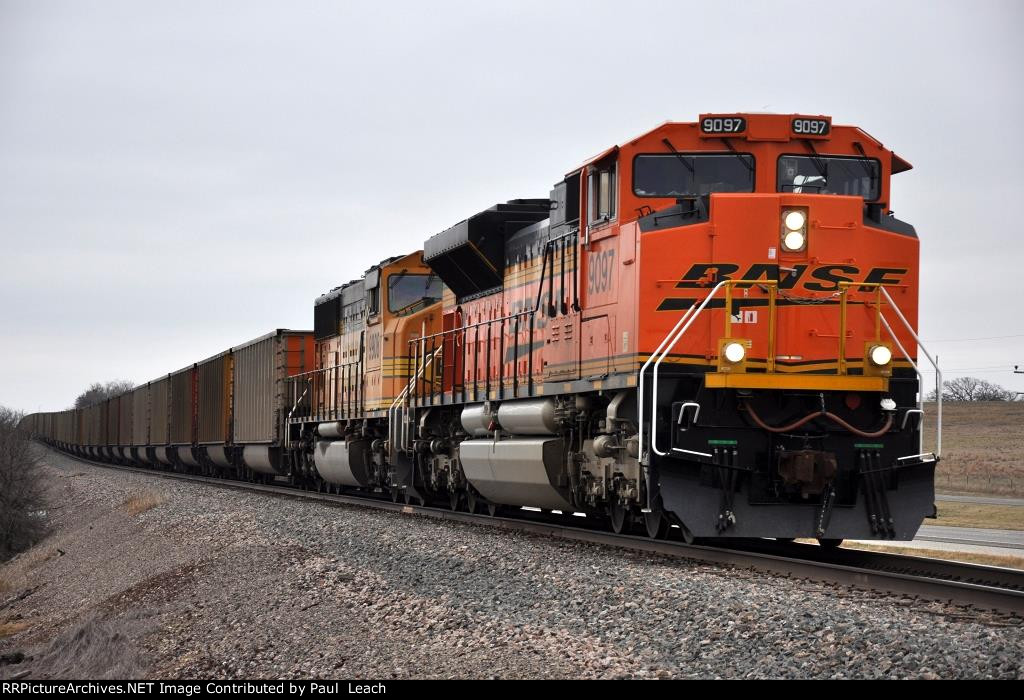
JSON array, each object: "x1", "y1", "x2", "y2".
[
  {"x1": 459, "y1": 437, "x2": 573, "y2": 511},
  {"x1": 314, "y1": 439, "x2": 373, "y2": 487}
]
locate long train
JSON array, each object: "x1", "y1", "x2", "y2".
[{"x1": 22, "y1": 113, "x2": 942, "y2": 544}]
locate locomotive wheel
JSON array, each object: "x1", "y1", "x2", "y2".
[
  {"x1": 608, "y1": 502, "x2": 629, "y2": 535},
  {"x1": 679, "y1": 523, "x2": 696, "y2": 545},
  {"x1": 643, "y1": 510, "x2": 668, "y2": 539},
  {"x1": 817, "y1": 538, "x2": 844, "y2": 549}
]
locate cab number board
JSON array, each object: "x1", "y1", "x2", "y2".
[
  {"x1": 792, "y1": 118, "x2": 830, "y2": 136},
  {"x1": 700, "y1": 117, "x2": 746, "y2": 134}
]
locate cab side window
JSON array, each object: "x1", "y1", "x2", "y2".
[{"x1": 588, "y1": 160, "x2": 616, "y2": 225}]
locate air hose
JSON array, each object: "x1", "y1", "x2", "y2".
[{"x1": 743, "y1": 401, "x2": 894, "y2": 439}]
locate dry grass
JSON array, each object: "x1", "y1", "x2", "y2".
[
  {"x1": 27, "y1": 616, "x2": 145, "y2": 679},
  {"x1": 844, "y1": 542, "x2": 1024, "y2": 570},
  {"x1": 120, "y1": 491, "x2": 164, "y2": 516},
  {"x1": 0, "y1": 621, "x2": 30, "y2": 638},
  {"x1": 0, "y1": 544, "x2": 61, "y2": 595},
  {"x1": 12, "y1": 544, "x2": 60, "y2": 572},
  {"x1": 935, "y1": 501, "x2": 1024, "y2": 531},
  {"x1": 924, "y1": 401, "x2": 1024, "y2": 497}
]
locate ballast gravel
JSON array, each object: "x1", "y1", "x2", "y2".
[{"x1": 0, "y1": 446, "x2": 1021, "y2": 679}]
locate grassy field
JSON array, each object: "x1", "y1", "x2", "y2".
[
  {"x1": 935, "y1": 501, "x2": 1024, "y2": 531},
  {"x1": 924, "y1": 401, "x2": 1024, "y2": 497}
]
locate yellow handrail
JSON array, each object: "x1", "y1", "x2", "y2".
[
  {"x1": 838, "y1": 282, "x2": 893, "y2": 374},
  {"x1": 714, "y1": 279, "x2": 904, "y2": 376},
  {"x1": 721, "y1": 279, "x2": 779, "y2": 371}
]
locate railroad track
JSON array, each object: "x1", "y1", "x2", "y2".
[{"x1": 46, "y1": 445, "x2": 1024, "y2": 616}]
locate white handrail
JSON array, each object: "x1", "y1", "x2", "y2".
[
  {"x1": 639, "y1": 280, "x2": 729, "y2": 465},
  {"x1": 879, "y1": 315, "x2": 926, "y2": 454},
  {"x1": 879, "y1": 287, "x2": 942, "y2": 459},
  {"x1": 637, "y1": 282, "x2": 941, "y2": 482},
  {"x1": 634, "y1": 278, "x2": 724, "y2": 464}
]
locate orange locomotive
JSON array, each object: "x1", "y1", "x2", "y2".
[
  {"x1": 288, "y1": 112, "x2": 938, "y2": 543},
  {"x1": 25, "y1": 113, "x2": 940, "y2": 544}
]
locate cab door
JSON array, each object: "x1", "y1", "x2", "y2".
[{"x1": 363, "y1": 268, "x2": 384, "y2": 413}]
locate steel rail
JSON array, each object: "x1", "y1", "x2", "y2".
[{"x1": 45, "y1": 445, "x2": 1024, "y2": 616}]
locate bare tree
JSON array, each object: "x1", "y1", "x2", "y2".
[
  {"x1": 0, "y1": 406, "x2": 46, "y2": 560},
  {"x1": 928, "y1": 376, "x2": 1014, "y2": 402},
  {"x1": 72, "y1": 379, "x2": 135, "y2": 409}
]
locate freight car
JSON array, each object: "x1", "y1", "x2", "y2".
[
  {"x1": 25, "y1": 330, "x2": 313, "y2": 479},
  {"x1": 22, "y1": 113, "x2": 941, "y2": 545}
]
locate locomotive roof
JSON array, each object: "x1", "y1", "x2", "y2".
[
  {"x1": 570, "y1": 113, "x2": 912, "y2": 175},
  {"x1": 314, "y1": 253, "x2": 421, "y2": 305}
]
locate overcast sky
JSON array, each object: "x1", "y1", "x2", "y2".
[{"x1": 2, "y1": 0, "x2": 1022, "y2": 411}]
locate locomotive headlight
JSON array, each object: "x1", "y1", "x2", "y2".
[
  {"x1": 784, "y1": 210, "x2": 806, "y2": 231},
  {"x1": 782, "y1": 230, "x2": 806, "y2": 252},
  {"x1": 781, "y1": 208, "x2": 808, "y2": 252},
  {"x1": 723, "y1": 342, "x2": 746, "y2": 363},
  {"x1": 869, "y1": 344, "x2": 893, "y2": 366}
]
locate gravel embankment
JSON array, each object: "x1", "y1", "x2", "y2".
[{"x1": 1, "y1": 446, "x2": 1022, "y2": 679}]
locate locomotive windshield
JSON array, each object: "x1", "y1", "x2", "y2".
[
  {"x1": 633, "y1": 153, "x2": 754, "y2": 197},
  {"x1": 388, "y1": 273, "x2": 443, "y2": 315},
  {"x1": 777, "y1": 155, "x2": 880, "y2": 200}
]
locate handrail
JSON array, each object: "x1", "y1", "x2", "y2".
[
  {"x1": 288, "y1": 360, "x2": 361, "y2": 380},
  {"x1": 636, "y1": 277, "x2": 728, "y2": 512},
  {"x1": 413, "y1": 309, "x2": 532, "y2": 345},
  {"x1": 407, "y1": 307, "x2": 538, "y2": 405},
  {"x1": 286, "y1": 379, "x2": 311, "y2": 422},
  {"x1": 639, "y1": 280, "x2": 941, "y2": 496},
  {"x1": 643, "y1": 279, "x2": 777, "y2": 466},
  {"x1": 877, "y1": 287, "x2": 941, "y2": 460},
  {"x1": 387, "y1": 344, "x2": 443, "y2": 464},
  {"x1": 637, "y1": 291, "x2": 706, "y2": 464},
  {"x1": 842, "y1": 282, "x2": 942, "y2": 460},
  {"x1": 286, "y1": 357, "x2": 362, "y2": 422},
  {"x1": 637, "y1": 278, "x2": 731, "y2": 512}
]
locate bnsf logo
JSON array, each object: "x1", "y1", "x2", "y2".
[
  {"x1": 674, "y1": 263, "x2": 907, "y2": 292},
  {"x1": 658, "y1": 263, "x2": 909, "y2": 311}
]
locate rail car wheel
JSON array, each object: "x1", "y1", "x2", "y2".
[
  {"x1": 817, "y1": 538, "x2": 844, "y2": 549},
  {"x1": 486, "y1": 503, "x2": 499, "y2": 517},
  {"x1": 466, "y1": 490, "x2": 480, "y2": 514},
  {"x1": 390, "y1": 486, "x2": 401, "y2": 503},
  {"x1": 449, "y1": 491, "x2": 461, "y2": 511},
  {"x1": 608, "y1": 502, "x2": 629, "y2": 535},
  {"x1": 643, "y1": 510, "x2": 668, "y2": 539}
]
